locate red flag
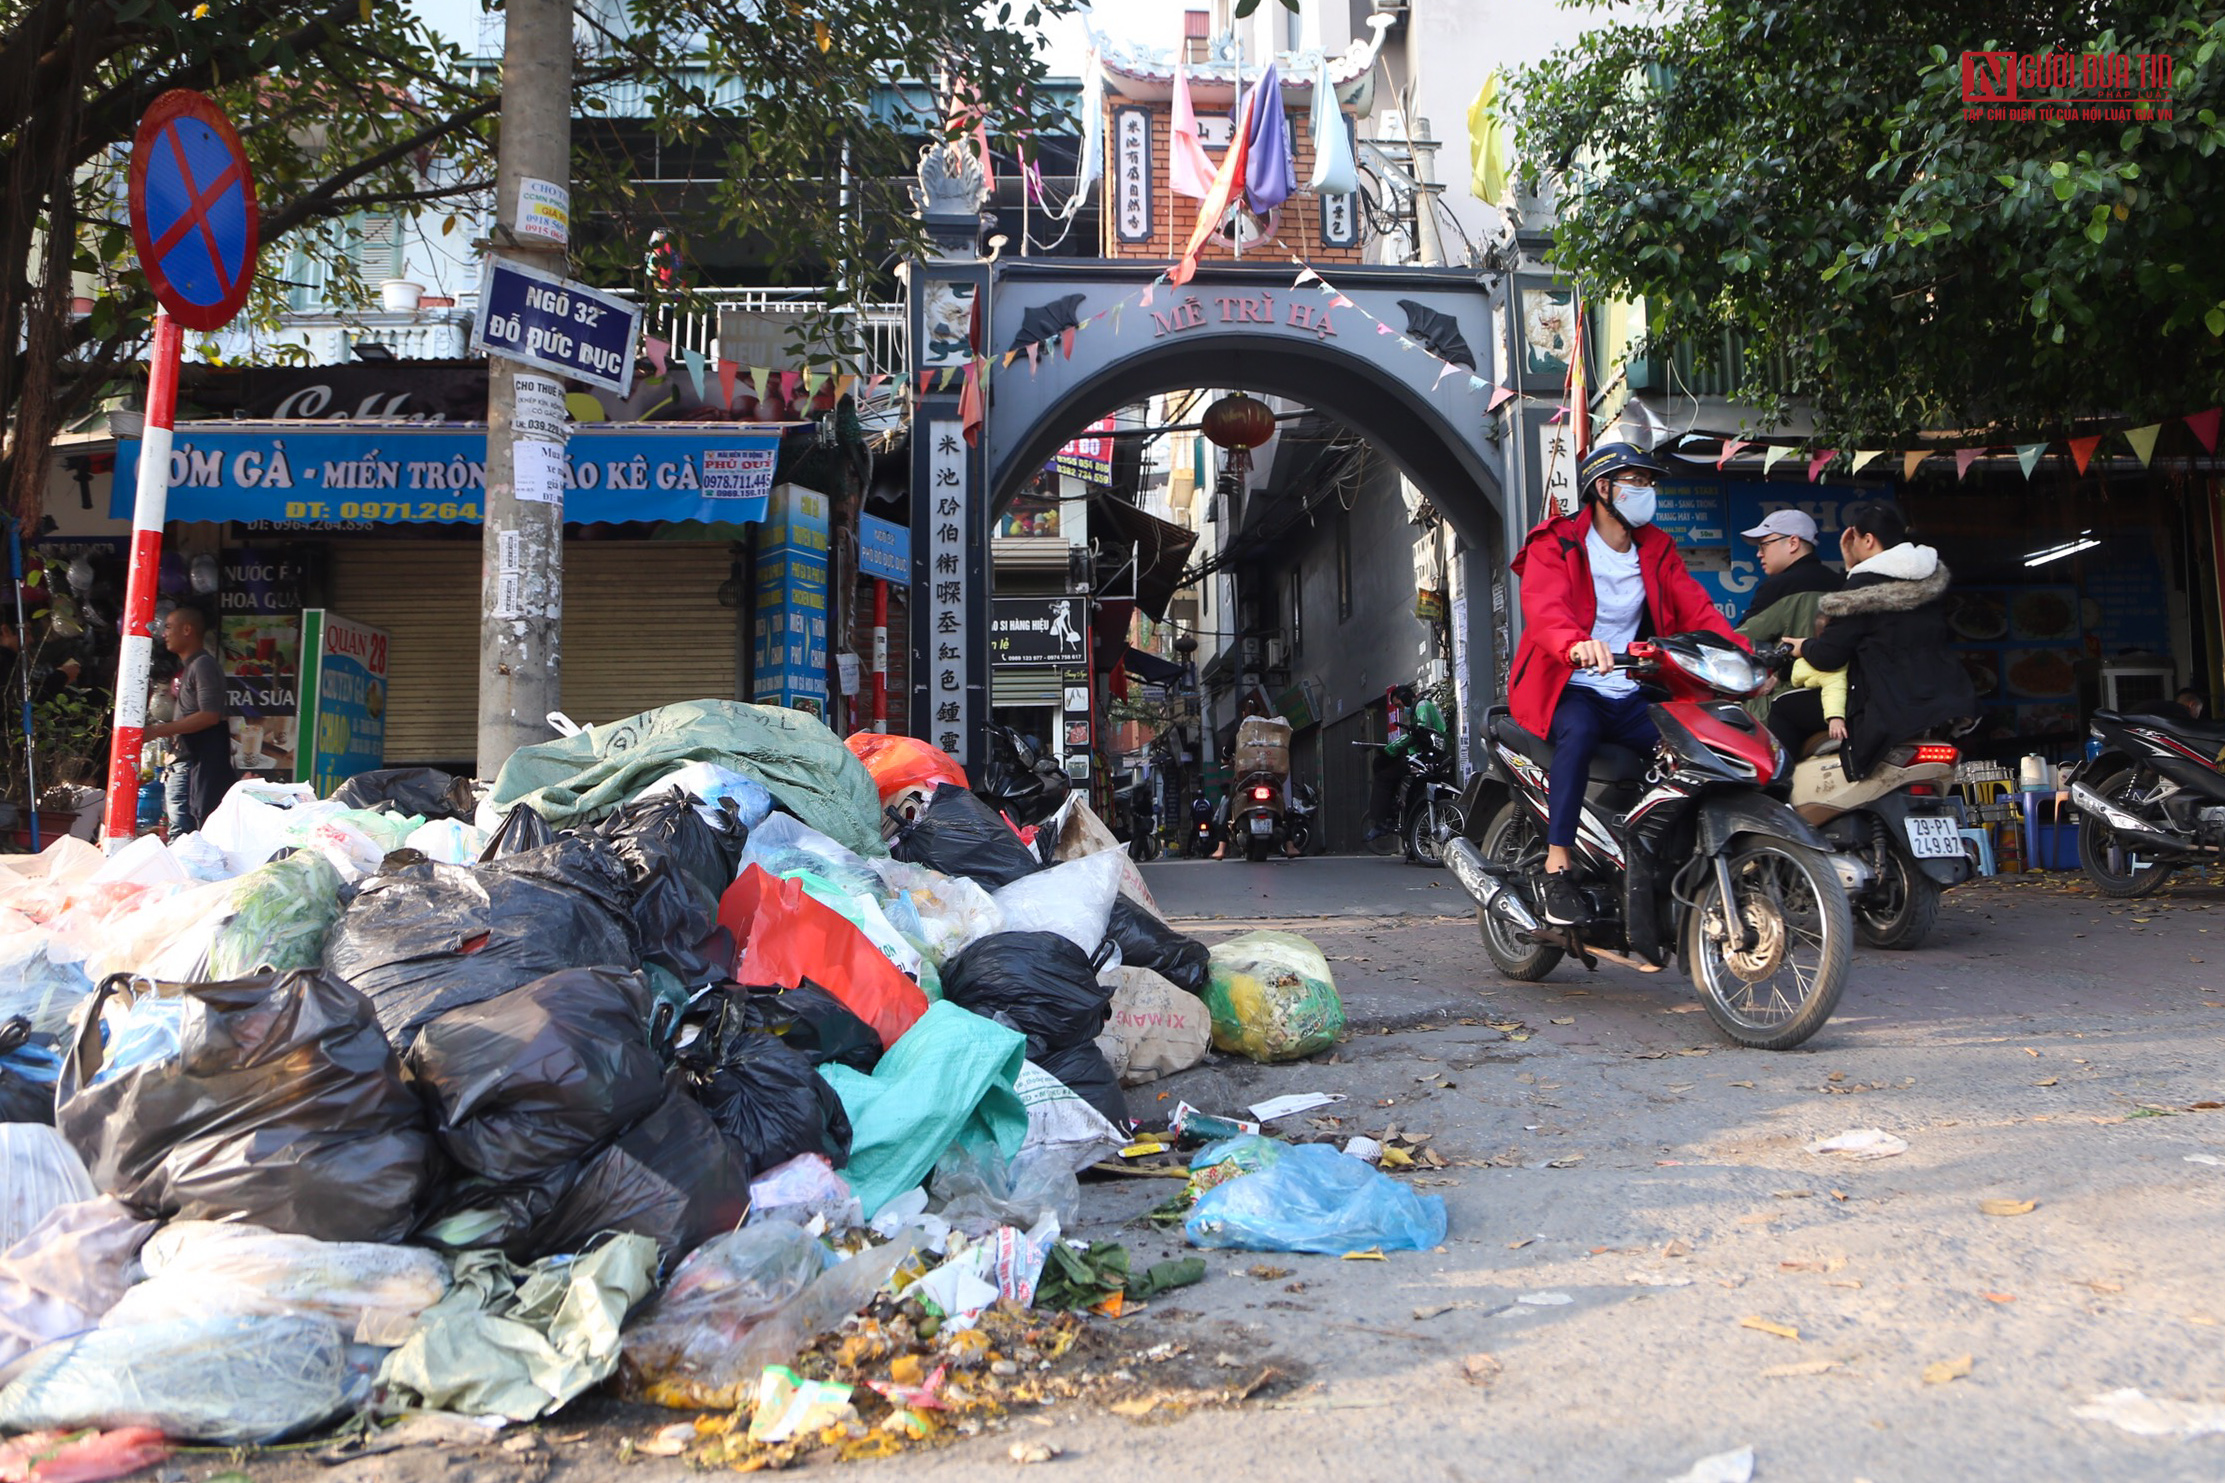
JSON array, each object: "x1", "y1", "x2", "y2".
[
  {"x1": 1806, "y1": 450, "x2": 1838, "y2": 482},
  {"x1": 1169, "y1": 64, "x2": 1214, "y2": 200},
  {"x1": 780, "y1": 370, "x2": 800, "y2": 404},
  {"x1": 1171, "y1": 81, "x2": 1253, "y2": 286},
  {"x1": 959, "y1": 358, "x2": 983, "y2": 447},
  {"x1": 716, "y1": 359, "x2": 739, "y2": 409},
  {"x1": 1061, "y1": 326, "x2": 1076, "y2": 360},
  {"x1": 2187, "y1": 407, "x2": 2222, "y2": 453},
  {"x1": 2067, "y1": 434, "x2": 2102, "y2": 474}
]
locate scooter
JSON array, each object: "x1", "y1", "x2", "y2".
[
  {"x1": 1787, "y1": 738, "x2": 1971, "y2": 949},
  {"x1": 1445, "y1": 633, "x2": 1861, "y2": 1051},
  {"x1": 1286, "y1": 780, "x2": 1321, "y2": 857},
  {"x1": 1185, "y1": 793, "x2": 1222, "y2": 858},
  {"x1": 1230, "y1": 770, "x2": 1292, "y2": 862},
  {"x1": 2068, "y1": 707, "x2": 2225, "y2": 896}
]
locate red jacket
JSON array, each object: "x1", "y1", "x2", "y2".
[{"x1": 1506, "y1": 511, "x2": 1743, "y2": 736}]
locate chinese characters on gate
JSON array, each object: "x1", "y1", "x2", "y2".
[{"x1": 927, "y1": 419, "x2": 969, "y2": 759}]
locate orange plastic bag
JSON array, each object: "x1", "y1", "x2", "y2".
[
  {"x1": 845, "y1": 734, "x2": 966, "y2": 802},
  {"x1": 717, "y1": 866, "x2": 928, "y2": 1049}
]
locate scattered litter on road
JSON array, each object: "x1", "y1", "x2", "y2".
[
  {"x1": 1758, "y1": 1360, "x2": 1838, "y2": 1378},
  {"x1": 1979, "y1": 1198, "x2": 2038, "y2": 1217},
  {"x1": 1922, "y1": 1354, "x2": 1974, "y2": 1385},
  {"x1": 1516, "y1": 1292, "x2": 1572, "y2": 1306},
  {"x1": 1738, "y1": 1316, "x2": 1800, "y2": 1340},
  {"x1": 2072, "y1": 1388, "x2": 2225, "y2": 1437},
  {"x1": 2185, "y1": 1154, "x2": 2225, "y2": 1167},
  {"x1": 1460, "y1": 1353, "x2": 1502, "y2": 1387},
  {"x1": 1805, "y1": 1129, "x2": 1907, "y2": 1160},
  {"x1": 1248, "y1": 1092, "x2": 1346, "y2": 1122},
  {"x1": 1664, "y1": 1445, "x2": 1754, "y2": 1483}
]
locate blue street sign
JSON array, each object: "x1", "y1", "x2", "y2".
[
  {"x1": 859, "y1": 512, "x2": 911, "y2": 585},
  {"x1": 129, "y1": 91, "x2": 260, "y2": 331},
  {"x1": 470, "y1": 258, "x2": 642, "y2": 395}
]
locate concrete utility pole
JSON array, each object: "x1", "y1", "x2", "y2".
[{"x1": 478, "y1": 0, "x2": 573, "y2": 774}]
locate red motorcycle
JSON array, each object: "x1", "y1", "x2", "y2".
[{"x1": 1447, "y1": 632, "x2": 1859, "y2": 1050}]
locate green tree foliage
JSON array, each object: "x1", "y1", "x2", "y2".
[
  {"x1": 0, "y1": 0, "x2": 1065, "y2": 519},
  {"x1": 1511, "y1": 0, "x2": 2225, "y2": 443}
]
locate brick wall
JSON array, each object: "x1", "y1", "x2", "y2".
[{"x1": 1101, "y1": 95, "x2": 1366, "y2": 268}]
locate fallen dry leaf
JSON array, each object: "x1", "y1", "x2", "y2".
[
  {"x1": 1248, "y1": 1266, "x2": 1292, "y2": 1280},
  {"x1": 1550, "y1": 1017, "x2": 1575, "y2": 1025},
  {"x1": 1461, "y1": 1353, "x2": 1503, "y2": 1387},
  {"x1": 1740, "y1": 1316, "x2": 1801, "y2": 1341},
  {"x1": 1979, "y1": 1198, "x2": 2038, "y2": 1217},
  {"x1": 1759, "y1": 1359, "x2": 1840, "y2": 1378},
  {"x1": 1009, "y1": 1440, "x2": 1064, "y2": 1464},
  {"x1": 1505, "y1": 1237, "x2": 1534, "y2": 1250},
  {"x1": 1109, "y1": 1396, "x2": 1162, "y2": 1418},
  {"x1": 1342, "y1": 1247, "x2": 1388, "y2": 1262},
  {"x1": 1923, "y1": 1354, "x2": 1975, "y2": 1385},
  {"x1": 2032, "y1": 1078, "x2": 2058, "y2": 1087},
  {"x1": 2088, "y1": 1280, "x2": 2125, "y2": 1294},
  {"x1": 1983, "y1": 1292, "x2": 2016, "y2": 1304}
]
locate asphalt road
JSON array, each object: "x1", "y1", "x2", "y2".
[{"x1": 534, "y1": 861, "x2": 2225, "y2": 1483}]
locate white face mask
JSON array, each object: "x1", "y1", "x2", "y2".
[{"x1": 1611, "y1": 481, "x2": 1656, "y2": 527}]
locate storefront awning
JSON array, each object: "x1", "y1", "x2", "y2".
[{"x1": 112, "y1": 421, "x2": 794, "y2": 528}]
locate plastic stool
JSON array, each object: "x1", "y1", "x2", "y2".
[{"x1": 1959, "y1": 827, "x2": 1995, "y2": 877}]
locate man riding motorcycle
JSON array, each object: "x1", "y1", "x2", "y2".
[{"x1": 1507, "y1": 441, "x2": 1746, "y2": 925}]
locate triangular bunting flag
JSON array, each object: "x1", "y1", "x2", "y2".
[
  {"x1": 1111, "y1": 303, "x2": 1124, "y2": 334},
  {"x1": 1902, "y1": 450, "x2": 1931, "y2": 480},
  {"x1": 1331, "y1": 295, "x2": 1354, "y2": 310},
  {"x1": 1954, "y1": 447, "x2": 1984, "y2": 480},
  {"x1": 801, "y1": 368, "x2": 825, "y2": 399},
  {"x1": 715, "y1": 359, "x2": 739, "y2": 408},
  {"x1": 866, "y1": 372, "x2": 887, "y2": 399},
  {"x1": 780, "y1": 370, "x2": 801, "y2": 403},
  {"x1": 679, "y1": 347, "x2": 707, "y2": 401},
  {"x1": 1293, "y1": 266, "x2": 1321, "y2": 288},
  {"x1": 750, "y1": 366, "x2": 771, "y2": 404},
  {"x1": 2015, "y1": 442, "x2": 2047, "y2": 479},
  {"x1": 1849, "y1": 450, "x2": 1883, "y2": 475},
  {"x1": 1139, "y1": 285, "x2": 1155, "y2": 308},
  {"x1": 1762, "y1": 446, "x2": 1794, "y2": 476},
  {"x1": 1467, "y1": 375, "x2": 1487, "y2": 391},
  {"x1": 1398, "y1": 337, "x2": 1414, "y2": 350},
  {"x1": 2186, "y1": 407, "x2": 2222, "y2": 453},
  {"x1": 1002, "y1": 349, "x2": 1019, "y2": 369},
  {"x1": 1486, "y1": 385, "x2": 1514, "y2": 411},
  {"x1": 937, "y1": 366, "x2": 956, "y2": 392},
  {"x1": 918, "y1": 369, "x2": 933, "y2": 395},
  {"x1": 2068, "y1": 434, "x2": 2102, "y2": 474},
  {"x1": 642, "y1": 336, "x2": 669, "y2": 376},
  {"x1": 1061, "y1": 326, "x2": 1076, "y2": 360},
  {"x1": 1806, "y1": 450, "x2": 1838, "y2": 482},
  {"x1": 1025, "y1": 343, "x2": 1039, "y2": 373},
  {"x1": 1433, "y1": 360, "x2": 1460, "y2": 389},
  {"x1": 1715, "y1": 438, "x2": 1751, "y2": 470},
  {"x1": 2123, "y1": 423, "x2": 2162, "y2": 466},
  {"x1": 1376, "y1": 322, "x2": 1393, "y2": 335},
  {"x1": 833, "y1": 373, "x2": 854, "y2": 400}
]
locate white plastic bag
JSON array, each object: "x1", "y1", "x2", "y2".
[
  {"x1": 1012, "y1": 1061, "x2": 1124, "y2": 1174},
  {"x1": 87, "y1": 832, "x2": 187, "y2": 889},
  {"x1": 0, "y1": 1312, "x2": 347, "y2": 1442},
  {"x1": 404, "y1": 817, "x2": 489, "y2": 865},
  {"x1": 166, "y1": 831, "x2": 236, "y2": 882},
  {"x1": 77, "y1": 879, "x2": 235, "y2": 984},
  {"x1": 103, "y1": 1221, "x2": 450, "y2": 1344},
  {"x1": 0, "y1": 934, "x2": 92, "y2": 1037},
  {"x1": 0, "y1": 1125, "x2": 97, "y2": 1250},
  {"x1": 199, "y1": 780, "x2": 320, "y2": 877},
  {"x1": 993, "y1": 850, "x2": 1121, "y2": 954},
  {"x1": 746, "y1": 1153, "x2": 864, "y2": 1231},
  {"x1": 870, "y1": 860, "x2": 1003, "y2": 965},
  {"x1": 0, "y1": 1197, "x2": 156, "y2": 1370},
  {"x1": 644, "y1": 761, "x2": 775, "y2": 831}
]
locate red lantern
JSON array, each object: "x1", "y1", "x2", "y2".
[{"x1": 1201, "y1": 392, "x2": 1277, "y2": 452}]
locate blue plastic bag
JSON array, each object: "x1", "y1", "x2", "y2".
[{"x1": 1184, "y1": 1139, "x2": 1447, "y2": 1255}]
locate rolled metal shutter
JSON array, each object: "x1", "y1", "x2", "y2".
[
  {"x1": 326, "y1": 539, "x2": 740, "y2": 768},
  {"x1": 991, "y1": 665, "x2": 1062, "y2": 707}
]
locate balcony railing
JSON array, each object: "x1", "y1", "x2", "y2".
[{"x1": 628, "y1": 288, "x2": 909, "y2": 382}]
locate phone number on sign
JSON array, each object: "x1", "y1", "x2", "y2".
[{"x1": 279, "y1": 501, "x2": 481, "y2": 522}]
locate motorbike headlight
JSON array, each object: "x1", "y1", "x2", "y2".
[{"x1": 1685, "y1": 645, "x2": 1770, "y2": 697}]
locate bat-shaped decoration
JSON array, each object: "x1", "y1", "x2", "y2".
[
  {"x1": 1397, "y1": 300, "x2": 1476, "y2": 370},
  {"x1": 1008, "y1": 294, "x2": 1086, "y2": 353}
]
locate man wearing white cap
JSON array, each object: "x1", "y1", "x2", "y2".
[{"x1": 1737, "y1": 507, "x2": 1841, "y2": 625}]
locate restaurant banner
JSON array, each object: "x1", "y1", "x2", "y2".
[{"x1": 113, "y1": 423, "x2": 783, "y2": 526}]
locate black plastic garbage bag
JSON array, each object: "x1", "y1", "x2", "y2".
[
  {"x1": 332, "y1": 767, "x2": 476, "y2": 820},
  {"x1": 971, "y1": 726, "x2": 1072, "y2": 828},
  {"x1": 678, "y1": 1012, "x2": 852, "y2": 1174},
  {"x1": 414, "y1": 1163, "x2": 578, "y2": 1258},
  {"x1": 1037, "y1": 1039, "x2": 1129, "y2": 1129},
  {"x1": 1106, "y1": 898, "x2": 1212, "y2": 996},
  {"x1": 739, "y1": 984, "x2": 881, "y2": 1073},
  {"x1": 0, "y1": 1015, "x2": 57, "y2": 1125},
  {"x1": 54, "y1": 971, "x2": 435, "y2": 1243},
  {"x1": 595, "y1": 792, "x2": 746, "y2": 986},
  {"x1": 524, "y1": 1088, "x2": 751, "y2": 1264},
  {"x1": 406, "y1": 967, "x2": 670, "y2": 1183},
  {"x1": 941, "y1": 931, "x2": 1112, "y2": 1060},
  {"x1": 889, "y1": 785, "x2": 1044, "y2": 888},
  {"x1": 325, "y1": 834, "x2": 640, "y2": 1047},
  {"x1": 478, "y1": 803, "x2": 555, "y2": 862}
]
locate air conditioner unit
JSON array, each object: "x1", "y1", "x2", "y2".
[
  {"x1": 1265, "y1": 638, "x2": 1288, "y2": 670},
  {"x1": 1241, "y1": 637, "x2": 1263, "y2": 665}
]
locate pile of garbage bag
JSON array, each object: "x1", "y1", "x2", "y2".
[{"x1": 0, "y1": 702, "x2": 1377, "y2": 1454}]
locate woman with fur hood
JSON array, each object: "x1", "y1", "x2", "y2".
[{"x1": 1792, "y1": 500, "x2": 1976, "y2": 779}]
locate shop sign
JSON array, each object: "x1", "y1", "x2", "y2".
[
  {"x1": 295, "y1": 609, "x2": 387, "y2": 796},
  {"x1": 858, "y1": 513, "x2": 910, "y2": 585},
  {"x1": 991, "y1": 596, "x2": 1087, "y2": 665},
  {"x1": 1114, "y1": 107, "x2": 1153, "y2": 243},
  {"x1": 470, "y1": 258, "x2": 640, "y2": 394},
  {"x1": 1054, "y1": 417, "x2": 1117, "y2": 483},
  {"x1": 921, "y1": 418, "x2": 974, "y2": 760},
  {"x1": 113, "y1": 424, "x2": 782, "y2": 526}
]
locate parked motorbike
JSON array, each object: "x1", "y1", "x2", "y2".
[
  {"x1": 1786, "y1": 738, "x2": 1970, "y2": 948},
  {"x1": 1186, "y1": 793, "x2": 1222, "y2": 858},
  {"x1": 1231, "y1": 771, "x2": 1293, "y2": 862},
  {"x1": 1445, "y1": 632, "x2": 1859, "y2": 1051},
  {"x1": 2067, "y1": 707, "x2": 2225, "y2": 896},
  {"x1": 1286, "y1": 780, "x2": 1321, "y2": 857},
  {"x1": 1109, "y1": 769, "x2": 1161, "y2": 862}
]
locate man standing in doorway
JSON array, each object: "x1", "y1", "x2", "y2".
[
  {"x1": 142, "y1": 606, "x2": 234, "y2": 833},
  {"x1": 1737, "y1": 509, "x2": 1841, "y2": 625}
]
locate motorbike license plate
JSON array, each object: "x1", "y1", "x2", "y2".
[
  {"x1": 1249, "y1": 815, "x2": 1274, "y2": 835},
  {"x1": 1904, "y1": 815, "x2": 1963, "y2": 859}
]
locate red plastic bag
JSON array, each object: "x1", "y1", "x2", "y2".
[
  {"x1": 717, "y1": 866, "x2": 927, "y2": 1049},
  {"x1": 844, "y1": 734, "x2": 966, "y2": 802}
]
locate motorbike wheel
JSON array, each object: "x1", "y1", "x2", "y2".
[
  {"x1": 1684, "y1": 840, "x2": 1851, "y2": 1051},
  {"x1": 1853, "y1": 843, "x2": 1941, "y2": 950},
  {"x1": 1402, "y1": 796, "x2": 1462, "y2": 868},
  {"x1": 2076, "y1": 770, "x2": 2177, "y2": 898},
  {"x1": 1245, "y1": 836, "x2": 1269, "y2": 863},
  {"x1": 1477, "y1": 802, "x2": 1563, "y2": 982}
]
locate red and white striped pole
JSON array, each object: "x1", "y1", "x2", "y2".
[
  {"x1": 870, "y1": 578, "x2": 889, "y2": 733},
  {"x1": 102, "y1": 311, "x2": 183, "y2": 848}
]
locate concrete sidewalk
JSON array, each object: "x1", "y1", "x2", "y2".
[{"x1": 1138, "y1": 854, "x2": 1471, "y2": 922}]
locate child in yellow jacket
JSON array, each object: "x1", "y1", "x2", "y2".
[{"x1": 1765, "y1": 618, "x2": 1849, "y2": 755}]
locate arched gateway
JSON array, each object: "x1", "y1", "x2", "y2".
[{"x1": 904, "y1": 165, "x2": 1508, "y2": 771}]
